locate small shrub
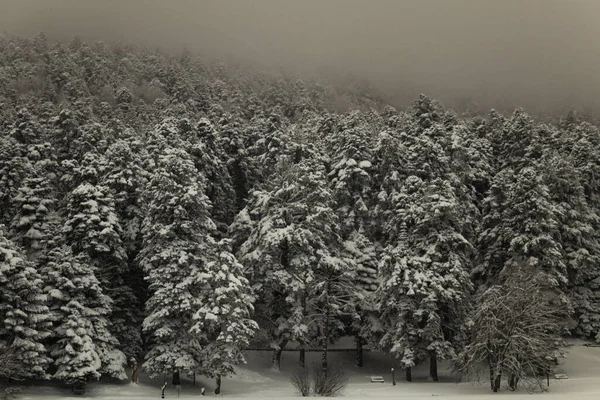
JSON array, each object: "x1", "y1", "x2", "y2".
[
  {"x1": 313, "y1": 365, "x2": 348, "y2": 397},
  {"x1": 1, "y1": 386, "x2": 21, "y2": 400},
  {"x1": 290, "y1": 367, "x2": 311, "y2": 397}
]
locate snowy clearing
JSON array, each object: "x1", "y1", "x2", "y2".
[{"x1": 15, "y1": 341, "x2": 600, "y2": 399}]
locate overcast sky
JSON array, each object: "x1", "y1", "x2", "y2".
[{"x1": 2, "y1": 0, "x2": 599, "y2": 113}]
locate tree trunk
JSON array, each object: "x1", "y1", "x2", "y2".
[
  {"x1": 321, "y1": 282, "x2": 331, "y2": 372},
  {"x1": 488, "y1": 355, "x2": 494, "y2": 391},
  {"x1": 271, "y1": 339, "x2": 288, "y2": 371},
  {"x1": 493, "y1": 371, "x2": 502, "y2": 392},
  {"x1": 321, "y1": 338, "x2": 328, "y2": 372},
  {"x1": 299, "y1": 293, "x2": 307, "y2": 368},
  {"x1": 406, "y1": 367, "x2": 412, "y2": 382},
  {"x1": 508, "y1": 374, "x2": 519, "y2": 391},
  {"x1": 356, "y1": 335, "x2": 363, "y2": 367},
  {"x1": 215, "y1": 375, "x2": 221, "y2": 395},
  {"x1": 299, "y1": 347, "x2": 305, "y2": 367},
  {"x1": 429, "y1": 352, "x2": 438, "y2": 382}
]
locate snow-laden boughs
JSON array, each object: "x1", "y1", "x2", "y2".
[
  {"x1": 9, "y1": 176, "x2": 55, "y2": 257},
  {"x1": 190, "y1": 239, "x2": 258, "y2": 378},
  {"x1": 63, "y1": 182, "x2": 140, "y2": 358},
  {"x1": 0, "y1": 137, "x2": 31, "y2": 225},
  {"x1": 376, "y1": 176, "x2": 473, "y2": 375},
  {"x1": 476, "y1": 166, "x2": 567, "y2": 290},
  {"x1": 343, "y1": 232, "x2": 380, "y2": 344},
  {"x1": 0, "y1": 227, "x2": 51, "y2": 378},
  {"x1": 102, "y1": 138, "x2": 149, "y2": 253},
  {"x1": 42, "y1": 246, "x2": 126, "y2": 384},
  {"x1": 140, "y1": 147, "x2": 226, "y2": 376},
  {"x1": 63, "y1": 182, "x2": 127, "y2": 273},
  {"x1": 237, "y1": 157, "x2": 356, "y2": 370},
  {"x1": 541, "y1": 154, "x2": 600, "y2": 339},
  {"x1": 185, "y1": 118, "x2": 237, "y2": 232},
  {"x1": 324, "y1": 115, "x2": 377, "y2": 236}
]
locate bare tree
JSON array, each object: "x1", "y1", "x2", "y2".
[{"x1": 454, "y1": 272, "x2": 570, "y2": 393}]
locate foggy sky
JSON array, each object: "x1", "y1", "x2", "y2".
[{"x1": 2, "y1": 0, "x2": 599, "y2": 113}]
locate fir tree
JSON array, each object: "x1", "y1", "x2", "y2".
[
  {"x1": 139, "y1": 147, "x2": 218, "y2": 376},
  {"x1": 476, "y1": 167, "x2": 566, "y2": 290},
  {"x1": 63, "y1": 183, "x2": 140, "y2": 358},
  {"x1": 190, "y1": 239, "x2": 258, "y2": 379},
  {"x1": 376, "y1": 176, "x2": 472, "y2": 380},
  {"x1": 238, "y1": 158, "x2": 356, "y2": 370},
  {"x1": 0, "y1": 227, "x2": 51, "y2": 378}
]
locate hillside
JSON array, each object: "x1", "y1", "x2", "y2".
[{"x1": 1, "y1": 33, "x2": 600, "y2": 395}]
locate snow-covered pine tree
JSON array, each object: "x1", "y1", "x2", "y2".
[
  {"x1": 43, "y1": 245, "x2": 126, "y2": 391},
  {"x1": 0, "y1": 137, "x2": 31, "y2": 225},
  {"x1": 476, "y1": 166, "x2": 566, "y2": 290},
  {"x1": 376, "y1": 176, "x2": 473, "y2": 381},
  {"x1": 237, "y1": 157, "x2": 356, "y2": 371},
  {"x1": 62, "y1": 182, "x2": 138, "y2": 362},
  {"x1": 541, "y1": 154, "x2": 600, "y2": 339},
  {"x1": 185, "y1": 118, "x2": 237, "y2": 233},
  {"x1": 322, "y1": 111, "x2": 379, "y2": 363},
  {"x1": 138, "y1": 147, "x2": 219, "y2": 377},
  {"x1": 102, "y1": 138, "x2": 148, "y2": 255},
  {"x1": 564, "y1": 123, "x2": 600, "y2": 341},
  {"x1": 9, "y1": 176, "x2": 55, "y2": 257},
  {"x1": 63, "y1": 182, "x2": 126, "y2": 270},
  {"x1": 342, "y1": 231, "x2": 380, "y2": 366},
  {"x1": 0, "y1": 226, "x2": 51, "y2": 378},
  {"x1": 8, "y1": 140, "x2": 60, "y2": 258},
  {"x1": 190, "y1": 239, "x2": 258, "y2": 380}
]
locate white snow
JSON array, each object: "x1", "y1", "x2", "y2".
[{"x1": 13, "y1": 340, "x2": 600, "y2": 399}]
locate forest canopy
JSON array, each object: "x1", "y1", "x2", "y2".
[{"x1": 0, "y1": 33, "x2": 599, "y2": 393}]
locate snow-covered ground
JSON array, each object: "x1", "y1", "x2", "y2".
[{"x1": 15, "y1": 340, "x2": 600, "y2": 399}]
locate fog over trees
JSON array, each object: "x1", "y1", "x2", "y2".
[
  {"x1": 1, "y1": 0, "x2": 600, "y2": 116},
  {"x1": 0, "y1": 1, "x2": 599, "y2": 396}
]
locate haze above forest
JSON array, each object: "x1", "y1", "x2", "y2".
[{"x1": 1, "y1": 0, "x2": 599, "y2": 115}]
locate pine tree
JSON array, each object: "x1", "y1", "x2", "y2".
[
  {"x1": 139, "y1": 147, "x2": 218, "y2": 376},
  {"x1": 323, "y1": 111, "x2": 380, "y2": 359},
  {"x1": 63, "y1": 183, "x2": 139, "y2": 358},
  {"x1": 43, "y1": 245, "x2": 126, "y2": 391},
  {"x1": 102, "y1": 139, "x2": 148, "y2": 254},
  {"x1": 376, "y1": 176, "x2": 473, "y2": 379},
  {"x1": 476, "y1": 166, "x2": 566, "y2": 289},
  {"x1": 9, "y1": 176, "x2": 55, "y2": 257},
  {"x1": 0, "y1": 227, "x2": 51, "y2": 378},
  {"x1": 0, "y1": 137, "x2": 31, "y2": 225},
  {"x1": 63, "y1": 182, "x2": 126, "y2": 271},
  {"x1": 185, "y1": 118, "x2": 237, "y2": 233},
  {"x1": 190, "y1": 239, "x2": 258, "y2": 379},
  {"x1": 542, "y1": 154, "x2": 600, "y2": 339},
  {"x1": 237, "y1": 158, "x2": 356, "y2": 370}
]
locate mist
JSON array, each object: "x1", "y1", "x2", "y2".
[{"x1": 2, "y1": 0, "x2": 599, "y2": 114}]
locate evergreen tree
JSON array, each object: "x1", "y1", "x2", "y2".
[
  {"x1": 476, "y1": 167, "x2": 566, "y2": 290},
  {"x1": 190, "y1": 239, "x2": 258, "y2": 379},
  {"x1": 9, "y1": 176, "x2": 55, "y2": 257},
  {"x1": 63, "y1": 183, "x2": 140, "y2": 358},
  {"x1": 0, "y1": 227, "x2": 51, "y2": 378},
  {"x1": 43, "y1": 246, "x2": 126, "y2": 389},
  {"x1": 139, "y1": 147, "x2": 218, "y2": 376},
  {"x1": 542, "y1": 154, "x2": 600, "y2": 339},
  {"x1": 0, "y1": 137, "x2": 30, "y2": 225},
  {"x1": 237, "y1": 158, "x2": 356, "y2": 370},
  {"x1": 376, "y1": 176, "x2": 472, "y2": 379}
]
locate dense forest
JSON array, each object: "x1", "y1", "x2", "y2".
[{"x1": 1, "y1": 33, "x2": 599, "y2": 393}]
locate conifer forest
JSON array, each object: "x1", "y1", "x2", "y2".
[{"x1": 0, "y1": 31, "x2": 599, "y2": 397}]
